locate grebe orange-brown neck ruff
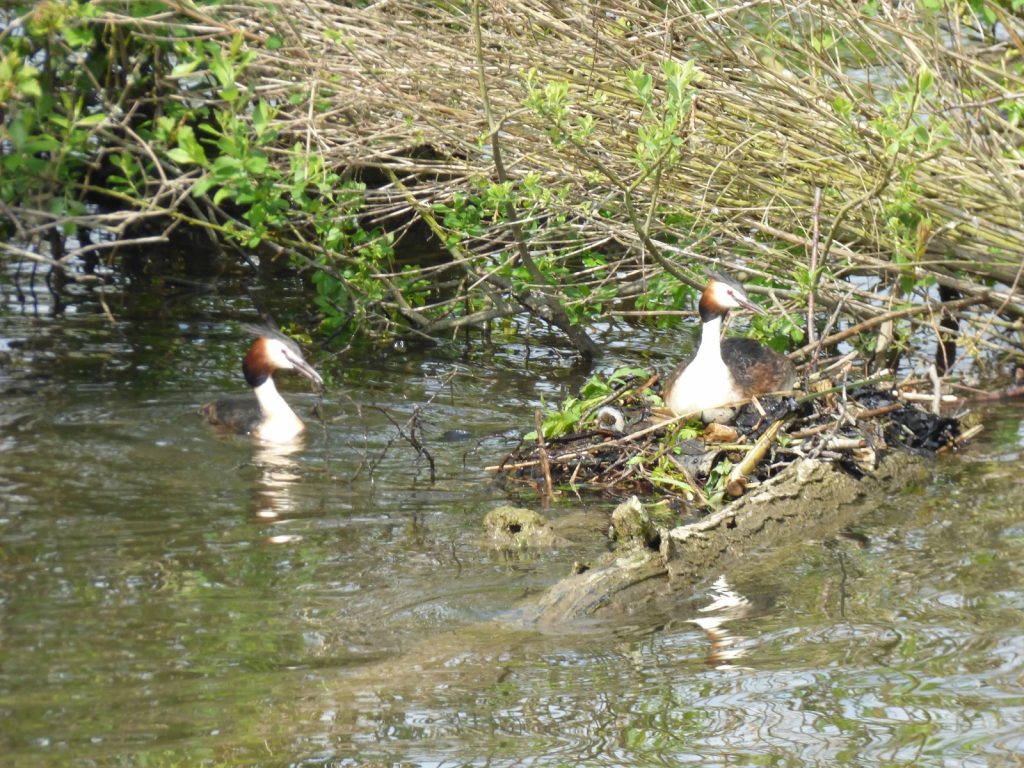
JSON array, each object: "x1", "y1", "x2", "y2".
[
  {"x1": 199, "y1": 334, "x2": 324, "y2": 443},
  {"x1": 663, "y1": 273, "x2": 794, "y2": 419}
]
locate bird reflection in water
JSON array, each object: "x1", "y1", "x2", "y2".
[
  {"x1": 251, "y1": 439, "x2": 306, "y2": 543},
  {"x1": 689, "y1": 574, "x2": 753, "y2": 668}
]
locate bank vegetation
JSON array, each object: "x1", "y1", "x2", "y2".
[{"x1": 2, "y1": 0, "x2": 1022, "y2": 383}]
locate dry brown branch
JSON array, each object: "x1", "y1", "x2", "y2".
[{"x1": 534, "y1": 410, "x2": 555, "y2": 503}]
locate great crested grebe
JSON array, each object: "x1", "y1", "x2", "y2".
[
  {"x1": 663, "y1": 273, "x2": 795, "y2": 419},
  {"x1": 199, "y1": 332, "x2": 324, "y2": 443}
]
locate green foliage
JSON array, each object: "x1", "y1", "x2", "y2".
[
  {"x1": 702, "y1": 456, "x2": 734, "y2": 506},
  {"x1": 520, "y1": 60, "x2": 707, "y2": 338},
  {"x1": 635, "y1": 273, "x2": 696, "y2": 329},
  {"x1": 0, "y1": 51, "x2": 41, "y2": 102},
  {"x1": 750, "y1": 310, "x2": 805, "y2": 353},
  {"x1": 0, "y1": 4, "x2": 401, "y2": 342},
  {"x1": 434, "y1": 193, "x2": 487, "y2": 243},
  {"x1": 0, "y1": 3, "x2": 826, "y2": 355},
  {"x1": 860, "y1": 69, "x2": 952, "y2": 272},
  {"x1": 528, "y1": 366, "x2": 652, "y2": 440},
  {"x1": 830, "y1": 64, "x2": 962, "y2": 285},
  {"x1": 152, "y1": 36, "x2": 293, "y2": 247},
  {"x1": 1, "y1": 1, "x2": 106, "y2": 212},
  {"x1": 648, "y1": 455, "x2": 698, "y2": 496},
  {"x1": 919, "y1": 0, "x2": 1024, "y2": 27},
  {"x1": 5, "y1": 0, "x2": 1016, "y2": 364},
  {"x1": 305, "y1": 182, "x2": 398, "y2": 337},
  {"x1": 626, "y1": 59, "x2": 702, "y2": 173},
  {"x1": 526, "y1": 57, "x2": 701, "y2": 176},
  {"x1": 523, "y1": 72, "x2": 598, "y2": 148}
]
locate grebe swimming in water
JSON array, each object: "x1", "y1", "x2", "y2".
[
  {"x1": 199, "y1": 332, "x2": 324, "y2": 443},
  {"x1": 663, "y1": 273, "x2": 795, "y2": 419}
]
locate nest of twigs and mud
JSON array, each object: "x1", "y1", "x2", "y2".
[{"x1": 495, "y1": 372, "x2": 978, "y2": 512}]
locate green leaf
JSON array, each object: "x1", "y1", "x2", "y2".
[
  {"x1": 917, "y1": 66, "x2": 933, "y2": 93},
  {"x1": 170, "y1": 59, "x2": 202, "y2": 78},
  {"x1": 6, "y1": 115, "x2": 29, "y2": 148},
  {"x1": 76, "y1": 113, "x2": 107, "y2": 127},
  {"x1": 16, "y1": 69, "x2": 42, "y2": 98},
  {"x1": 63, "y1": 25, "x2": 95, "y2": 48},
  {"x1": 243, "y1": 154, "x2": 269, "y2": 174},
  {"x1": 23, "y1": 135, "x2": 61, "y2": 153},
  {"x1": 176, "y1": 125, "x2": 208, "y2": 165},
  {"x1": 626, "y1": 67, "x2": 653, "y2": 103},
  {"x1": 192, "y1": 176, "x2": 216, "y2": 197},
  {"x1": 209, "y1": 57, "x2": 233, "y2": 89},
  {"x1": 650, "y1": 473, "x2": 694, "y2": 492},
  {"x1": 166, "y1": 147, "x2": 194, "y2": 165},
  {"x1": 211, "y1": 155, "x2": 243, "y2": 175}
]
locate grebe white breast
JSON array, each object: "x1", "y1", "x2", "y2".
[
  {"x1": 663, "y1": 273, "x2": 795, "y2": 419},
  {"x1": 199, "y1": 334, "x2": 324, "y2": 443}
]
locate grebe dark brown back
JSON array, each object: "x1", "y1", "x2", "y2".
[
  {"x1": 663, "y1": 273, "x2": 794, "y2": 418},
  {"x1": 199, "y1": 333, "x2": 324, "y2": 443}
]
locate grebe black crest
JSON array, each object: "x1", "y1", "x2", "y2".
[
  {"x1": 199, "y1": 331, "x2": 324, "y2": 443},
  {"x1": 663, "y1": 272, "x2": 795, "y2": 419}
]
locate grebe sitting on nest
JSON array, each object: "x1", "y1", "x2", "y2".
[
  {"x1": 199, "y1": 332, "x2": 324, "y2": 443},
  {"x1": 663, "y1": 273, "x2": 795, "y2": 419}
]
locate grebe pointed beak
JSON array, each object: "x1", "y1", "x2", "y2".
[
  {"x1": 283, "y1": 348, "x2": 325, "y2": 391},
  {"x1": 732, "y1": 291, "x2": 767, "y2": 316}
]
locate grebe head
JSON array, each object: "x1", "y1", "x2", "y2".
[
  {"x1": 700, "y1": 272, "x2": 766, "y2": 322},
  {"x1": 243, "y1": 335, "x2": 324, "y2": 390}
]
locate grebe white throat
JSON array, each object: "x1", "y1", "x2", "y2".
[
  {"x1": 664, "y1": 313, "x2": 741, "y2": 417},
  {"x1": 251, "y1": 375, "x2": 307, "y2": 442}
]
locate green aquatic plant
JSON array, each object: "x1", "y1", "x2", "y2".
[{"x1": 527, "y1": 367, "x2": 654, "y2": 440}]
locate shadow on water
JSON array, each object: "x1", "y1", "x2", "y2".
[{"x1": 2, "y1": 260, "x2": 1024, "y2": 765}]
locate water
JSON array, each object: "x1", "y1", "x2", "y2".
[{"x1": 1, "y1": 268, "x2": 1023, "y2": 766}]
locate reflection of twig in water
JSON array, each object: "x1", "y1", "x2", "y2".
[
  {"x1": 823, "y1": 536, "x2": 863, "y2": 619},
  {"x1": 354, "y1": 367, "x2": 463, "y2": 484},
  {"x1": 838, "y1": 547, "x2": 849, "y2": 619},
  {"x1": 370, "y1": 405, "x2": 436, "y2": 483}
]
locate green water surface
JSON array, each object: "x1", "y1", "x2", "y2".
[{"x1": 1, "y1": 272, "x2": 1022, "y2": 767}]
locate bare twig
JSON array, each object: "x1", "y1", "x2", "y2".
[{"x1": 534, "y1": 410, "x2": 556, "y2": 503}]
